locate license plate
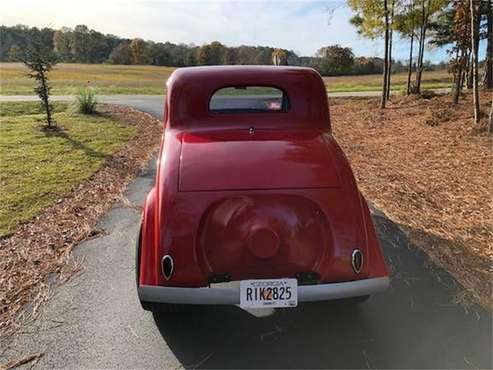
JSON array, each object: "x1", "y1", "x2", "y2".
[{"x1": 240, "y1": 278, "x2": 298, "y2": 308}]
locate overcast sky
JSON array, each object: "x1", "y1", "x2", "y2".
[{"x1": 1, "y1": 0, "x2": 451, "y2": 62}]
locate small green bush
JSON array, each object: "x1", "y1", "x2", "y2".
[{"x1": 74, "y1": 87, "x2": 98, "y2": 114}]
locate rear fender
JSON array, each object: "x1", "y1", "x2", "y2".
[
  {"x1": 139, "y1": 187, "x2": 158, "y2": 285},
  {"x1": 360, "y1": 193, "x2": 389, "y2": 278}
]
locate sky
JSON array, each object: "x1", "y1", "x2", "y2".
[{"x1": 1, "y1": 0, "x2": 451, "y2": 62}]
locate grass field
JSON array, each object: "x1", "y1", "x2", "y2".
[
  {"x1": 323, "y1": 70, "x2": 452, "y2": 92},
  {"x1": 0, "y1": 63, "x2": 174, "y2": 95},
  {"x1": 0, "y1": 101, "x2": 137, "y2": 236},
  {"x1": 0, "y1": 62, "x2": 452, "y2": 95}
]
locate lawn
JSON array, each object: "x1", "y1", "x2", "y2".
[
  {"x1": 0, "y1": 102, "x2": 137, "y2": 236},
  {"x1": 0, "y1": 62, "x2": 452, "y2": 95}
]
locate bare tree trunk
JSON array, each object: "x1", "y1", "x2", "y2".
[
  {"x1": 386, "y1": 0, "x2": 395, "y2": 100},
  {"x1": 470, "y1": 0, "x2": 480, "y2": 126},
  {"x1": 415, "y1": 0, "x2": 426, "y2": 93},
  {"x1": 466, "y1": 50, "x2": 473, "y2": 89},
  {"x1": 39, "y1": 70, "x2": 53, "y2": 127},
  {"x1": 485, "y1": 0, "x2": 493, "y2": 89},
  {"x1": 489, "y1": 99, "x2": 493, "y2": 134},
  {"x1": 463, "y1": 49, "x2": 470, "y2": 90},
  {"x1": 453, "y1": 47, "x2": 464, "y2": 105},
  {"x1": 415, "y1": 0, "x2": 429, "y2": 94},
  {"x1": 407, "y1": 0, "x2": 415, "y2": 95},
  {"x1": 469, "y1": 7, "x2": 481, "y2": 89},
  {"x1": 407, "y1": 33, "x2": 414, "y2": 95},
  {"x1": 381, "y1": 0, "x2": 390, "y2": 109}
]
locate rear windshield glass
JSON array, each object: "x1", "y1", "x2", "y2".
[{"x1": 209, "y1": 86, "x2": 289, "y2": 113}]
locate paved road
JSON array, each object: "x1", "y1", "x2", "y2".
[
  {"x1": 1, "y1": 98, "x2": 491, "y2": 369},
  {"x1": 0, "y1": 88, "x2": 452, "y2": 108}
]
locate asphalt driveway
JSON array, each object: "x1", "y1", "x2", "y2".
[{"x1": 1, "y1": 97, "x2": 491, "y2": 369}]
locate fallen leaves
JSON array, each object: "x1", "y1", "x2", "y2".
[{"x1": 332, "y1": 92, "x2": 493, "y2": 310}]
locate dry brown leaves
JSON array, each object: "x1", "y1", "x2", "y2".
[
  {"x1": 0, "y1": 105, "x2": 162, "y2": 342},
  {"x1": 331, "y1": 92, "x2": 493, "y2": 310}
]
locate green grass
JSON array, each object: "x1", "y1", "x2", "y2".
[
  {"x1": 0, "y1": 101, "x2": 137, "y2": 236},
  {"x1": 0, "y1": 62, "x2": 452, "y2": 95},
  {"x1": 323, "y1": 70, "x2": 452, "y2": 93},
  {"x1": 0, "y1": 101, "x2": 69, "y2": 116}
]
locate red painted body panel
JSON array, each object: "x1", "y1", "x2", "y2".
[
  {"x1": 139, "y1": 66, "x2": 388, "y2": 288},
  {"x1": 179, "y1": 130, "x2": 340, "y2": 191}
]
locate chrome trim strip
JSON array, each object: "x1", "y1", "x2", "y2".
[{"x1": 138, "y1": 277, "x2": 389, "y2": 305}]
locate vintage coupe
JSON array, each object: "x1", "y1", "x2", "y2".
[{"x1": 136, "y1": 66, "x2": 389, "y2": 312}]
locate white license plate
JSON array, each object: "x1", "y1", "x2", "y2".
[{"x1": 240, "y1": 278, "x2": 298, "y2": 308}]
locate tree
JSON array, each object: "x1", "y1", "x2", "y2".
[
  {"x1": 149, "y1": 42, "x2": 172, "y2": 66},
  {"x1": 386, "y1": 0, "x2": 396, "y2": 100},
  {"x1": 315, "y1": 45, "x2": 354, "y2": 74},
  {"x1": 347, "y1": 0, "x2": 392, "y2": 106},
  {"x1": 394, "y1": 0, "x2": 418, "y2": 94},
  {"x1": 429, "y1": 1, "x2": 469, "y2": 104},
  {"x1": 414, "y1": 0, "x2": 428, "y2": 93},
  {"x1": 197, "y1": 41, "x2": 226, "y2": 65},
  {"x1": 15, "y1": 33, "x2": 57, "y2": 128},
  {"x1": 488, "y1": 99, "x2": 493, "y2": 134},
  {"x1": 185, "y1": 46, "x2": 199, "y2": 66},
  {"x1": 7, "y1": 45, "x2": 21, "y2": 61},
  {"x1": 196, "y1": 44, "x2": 213, "y2": 65},
  {"x1": 272, "y1": 48, "x2": 287, "y2": 66},
  {"x1": 129, "y1": 38, "x2": 151, "y2": 64},
  {"x1": 469, "y1": 0, "x2": 480, "y2": 126},
  {"x1": 53, "y1": 27, "x2": 73, "y2": 61},
  {"x1": 70, "y1": 25, "x2": 90, "y2": 63},
  {"x1": 209, "y1": 41, "x2": 227, "y2": 64},
  {"x1": 484, "y1": 0, "x2": 492, "y2": 89},
  {"x1": 224, "y1": 47, "x2": 238, "y2": 64},
  {"x1": 108, "y1": 42, "x2": 132, "y2": 65},
  {"x1": 254, "y1": 47, "x2": 273, "y2": 65},
  {"x1": 381, "y1": 0, "x2": 390, "y2": 108}
]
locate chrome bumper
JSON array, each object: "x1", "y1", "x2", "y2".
[{"x1": 138, "y1": 277, "x2": 389, "y2": 305}]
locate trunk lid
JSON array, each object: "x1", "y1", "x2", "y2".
[{"x1": 179, "y1": 129, "x2": 340, "y2": 191}]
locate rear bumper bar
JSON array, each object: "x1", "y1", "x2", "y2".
[{"x1": 138, "y1": 276, "x2": 389, "y2": 305}]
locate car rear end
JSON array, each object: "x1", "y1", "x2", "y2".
[{"x1": 137, "y1": 66, "x2": 389, "y2": 311}]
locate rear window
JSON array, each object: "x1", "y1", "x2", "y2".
[{"x1": 209, "y1": 86, "x2": 289, "y2": 113}]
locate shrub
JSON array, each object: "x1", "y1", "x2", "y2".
[
  {"x1": 424, "y1": 106, "x2": 453, "y2": 126},
  {"x1": 74, "y1": 87, "x2": 98, "y2": 114},
  {"x1": 420, "y1": 89, "x2": 437, "y2": 100}
]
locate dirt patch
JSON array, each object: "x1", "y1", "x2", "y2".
[
  {"x1": 331, "y1": 92, "x2": 492, "y2": 310},
  {"x1": 0, "y1": 105, "x2": 162, "y2": 342}
]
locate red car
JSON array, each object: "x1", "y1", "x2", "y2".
[{"x1": 136, "y1": 66, "x2": 389, "y2": 312}]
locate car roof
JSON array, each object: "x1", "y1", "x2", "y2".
[
  {"x1": 165, "y1": 65, "x2": 330, "y2": 130},
  {"x1": 168, "y1": 65, "x2": 319, "y2": 82}
]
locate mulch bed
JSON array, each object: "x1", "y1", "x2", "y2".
[
  {"x1": 331, "y1": 91, "x2": 492, "y2": 310},
  {"x1": 0, "y1": 105, "x2": 162, "y2": 342}
]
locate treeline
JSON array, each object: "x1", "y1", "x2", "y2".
[{"x1": 0, "y1": 24, "x2": 444, "y2": 76}]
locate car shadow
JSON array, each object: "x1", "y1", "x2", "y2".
[
  {"x1": 152, "y1": 211, "x2": 492, "y2": 369},
  {"x1": 153, "y1": 300, "x2": 374, "y2": 369}
]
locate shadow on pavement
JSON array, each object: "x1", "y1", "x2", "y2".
[{"x1": 152, "y1": 213, "x2": 492, "y2": 369}]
